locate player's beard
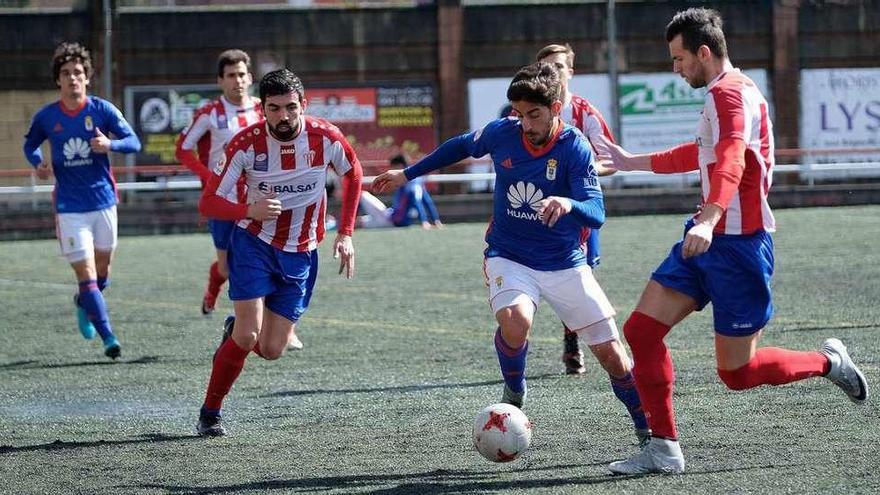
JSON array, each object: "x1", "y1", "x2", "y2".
[{"x1": 269, "y1": 119, "x2": 297, "y2": 141}]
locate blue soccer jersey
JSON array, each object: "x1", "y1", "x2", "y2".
[
  {"x1": 405, "y1": 117, "x2": 604, "y2": 271},
  {"x1": 23, "y1": 97, "x2": 141, "y2": 213}
]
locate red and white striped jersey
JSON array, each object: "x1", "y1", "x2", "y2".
[
  {"x1": 697, "y1": 69, "x2": 775, "y2": 235},
  {"x1": 562, "y1": 94, "x2": 616, "y2": 145},
  {"x1": 177, "y1": 95, "x2": 262, "y2": 199},
  {"x1": 213, "y1": 116, "x2": 360, "y2": 252}
]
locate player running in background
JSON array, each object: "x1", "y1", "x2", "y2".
[
  {"x1": 175, "y1": 49, "x2": 263, "y2": 316},
  {"x1": 373, "y1": 62, "x2": 649, "y2": 447},
  {"x1": 195, "y1": 69, "x2": 362, "y2": 436},
  {"x1": 600, "y1": 8, "x2": 868, "y2": 475},
  {"x1": 23, "y1": 42, "x2": 141, "y2": 359},
  {"x1": 358, "y1": 154, "x2": 443, "y2": 229},
  {"x1": 536, "y1": 43, "x2": 618, "y2": 376}
]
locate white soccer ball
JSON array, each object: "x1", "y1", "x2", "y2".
[{"x1": 472, "y1": 403, "x2": 532, "y2": 462}]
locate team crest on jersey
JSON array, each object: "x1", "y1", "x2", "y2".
[
  {"x1": 213, "y1": 155, "x2": 226, "y2": 175},
  {"x1": 217, "y1": 112, "x2": 228, "y2": 129},
  {"x1": 254, "y1": 152, "x2": 269, "y2": 171},
  {"x1": 84, "y1": 115, "x2": 94, "y2": 131},
  {"x1": 305, "y1": 150, "x2": 317, "y2": 167},
  {"x1": 546, "y1": 159, "x2": 557, "y2": 180},
  {"x1": 495, "y1": 276, "x2": 503, "y2": 288}
]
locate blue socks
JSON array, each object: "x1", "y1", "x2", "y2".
[
  {"x1": 494, "y1": 327, "x2": 528, "y2": 394},
  {"x1": 97, "y1": 276, "x2": 110, "y2": 292},
  {"x1": 610, "y1": 372, "x2": 649, "y2": 430},
  {"x1": 77, "y1": 279, "x2": 114, "y2": 343}
]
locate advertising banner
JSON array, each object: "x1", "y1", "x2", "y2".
[
  {"x1": 123, "y1": 84, "x2": 220, "y2": 166},
  {"x1": 800, "y1": 68, "x2": 880, "y2": 163},
  {"x1": 307, "y1": 85, "x2": 436, "y2": 170},
  {"x1": 618, "y1": 69, "x2": 769, "y2": 154}
]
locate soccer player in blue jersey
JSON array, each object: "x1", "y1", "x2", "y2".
[
  {"x1": 373, "y1": 62, "x2": 649, "y2": 446},
  {"x1": 358, "y1": 154, "x2": 443, "y2": 229},
  {"x1": 23, "y1": 42, "x2": 141, "y2": 359}
]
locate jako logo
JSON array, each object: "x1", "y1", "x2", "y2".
[
  {"x1": 258, "y1": 181, "x2": 318, "y2": 194},
  {"x1": 63, "y1": 137, "x2": 90, "y2": 160}
]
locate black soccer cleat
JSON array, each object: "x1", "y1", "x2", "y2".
[
  {"x1": 196, "y1": 408, "x2": 226, "y2": 437},
  {"x1": 562, "y1": 331, "x2": 586, "y2": 375}
]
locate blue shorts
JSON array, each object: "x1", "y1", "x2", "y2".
[
  {"x1": 209, "y1": 219, "x2": 235, "y2": 250},
  {"x1": 651, "y1": 221, "x2": 775, "y2": 336},
  {"x1": 226, "y1": 227, "x2": 319, "y2": 323}
]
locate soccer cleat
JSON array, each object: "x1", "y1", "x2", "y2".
[
  {"x1": 196, "y1": 408, "x2": 226, "y2": 437},
  {"x1": 608, "y1": 437, "x2": 685, "y2": 475},
  {"x1": 500, "y1": 383, "x2": 527, "y2": 409},
  {"x1": 562, "y1": 331, "x2": 586, "y2": 375},
  {"x1": 103, "y1": 336, "x2": 121, "y2": 360},
  {"x1": 221, "y1": 315, "x2": 235, "y2": 345},
  {"x1": 820, "y1": 338, "x2": 868, "y2": 403},
  {"x1": 287, "y1": 333, "x2": 304, "y2": 351},
  {"x1": 73, "y1": 295, "x2": 96, "y2": 340},
  {"x1": 201, "y1": 290, "x2": 217, "y2": 316},
  {"x1": 636, "y1": 428, "x2": 652, "y2": 449}
]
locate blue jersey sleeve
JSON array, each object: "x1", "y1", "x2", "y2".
[
  {"x1": 566, "y1": 137, "x2": 605, "y2": 229},
  {"x1": 23, "y1": 111, "x2": 47, "y2": 167},
  {"x1": 403, "y1": 118, "x2": 508, "y2": 180},
  {"x1": 100, "y1": 99, "x2": 141, "y2": 153}
]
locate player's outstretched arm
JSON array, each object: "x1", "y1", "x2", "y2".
[
  {"x1": 593, "y1": 134, "x2": 652, "y2": 172},
  {"x1": 371, "y1": 169, "x2": 407, "y2": 194}
]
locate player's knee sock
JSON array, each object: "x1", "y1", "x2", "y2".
[
  {"x1": 563, "y1": 325, "x2": 576, "y2": 337},
  {"x1": 717, "y1": 347, "x2": 830, "y2": 391},
  {"x1": 77, "y1": 280, "x2": 114, "y2": 342},
  {"x1": 609, "y1": 372, "x2": 649, "y2": 431},
  {"x1": 97, "y1": 276, "x2": 110, "y2": 292},
  {"x1": 623, "y1": 311, "x2": 677, "y2": 440},
  {"x1": 207, "y1": 261, "x2": 227, "y2": 297},
  {"x1": 204, "y1": 338, "x2": 250, "y2": 410},
  {"x1": 494, "y1": 327, "x2": 528, "y2": 394}
]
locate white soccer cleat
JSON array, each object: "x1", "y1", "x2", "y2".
[
  {"x1": 287, "y1": 333, "x2": 304, "y2": 351},
  {"x1": 820, "y1": 338, "x2": 868, "y2": 403},
  {"x1": 608, "y1": 437, "x2": 685, "y2": 475}
]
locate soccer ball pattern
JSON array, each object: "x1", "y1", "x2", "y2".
[{"x1": 472, "y1": 403, "x2": 532, "y2": 462}]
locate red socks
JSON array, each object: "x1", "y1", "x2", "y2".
[
  {"x1": 203, "y1": 338, "x2": 249, "y2": 410},
  {"x1": 623, "y1": 311, "x2": 678, "y2": 440},
  {"x1": 717, "y1": 347, "x2": 829, "y2": 390},
  {"x1": 207, "y1": 261, "x2": 227, "y2": 298}
]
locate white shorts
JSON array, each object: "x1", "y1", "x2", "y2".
[
  {"x1": 358, "y1": 191, "x2": 393, "y2": 229},
  {"x1": 55, "y1": 206, "x2": 118, "y2": 263},
  {"x1": 484, "y1": 256, "x2": 617, "y2": 345}
]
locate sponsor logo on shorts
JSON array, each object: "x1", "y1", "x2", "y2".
[
  {"x1": 495, "y1": 276, "x2": 503, "y2": 288},
  {"x1": 731, "y1": 322, "x2": 754, "y2": 330}
]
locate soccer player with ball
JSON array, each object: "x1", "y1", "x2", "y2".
[
  {"x1": 23, "y1": 42, "x2": 141, "y2": 359},
  {"x1": 373, "y1": 62, "x2": 649, "y2": 448},
  {"x1": 599, "y1": 8, "x2": 869, "y2": 475}
]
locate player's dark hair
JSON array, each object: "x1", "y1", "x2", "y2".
[
  {"x1": 665, "y1": 7, "x2": 728, "y2": 58},
  {"x1": 536, "y1": 43, "x2": 574, "y2": 69},
  {"x1": 217, "y1": 49, "x2": 251, "y2": 78},
  {"x1": 259, "y1": 68, "x2": 305, "y2": 102},
  {"x1": 52, "y1": 42, "x2": 92, "y2": 84},
  {"x1": 507, "y1": 62, "x2": 561, "y2": 108},
  {"x1": 389, "y1": 154, "x2": 407, "y2": 167}
]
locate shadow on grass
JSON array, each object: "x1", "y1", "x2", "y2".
[
  {"x1": 0, "y1": 355, "x2": 162, "y2": 370},
  {"x1": 782, "y1": 322, "x2": 878, "y2": 333},
  {"x1": 0, "y1": 433, "x2": 199, "y2": 454},
  {"x1": 263, "y1": 373, "x2": 561, "y2": 398},
  {"x1": 134, "y1": 461, "x2": 806, "y2": 494}
]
